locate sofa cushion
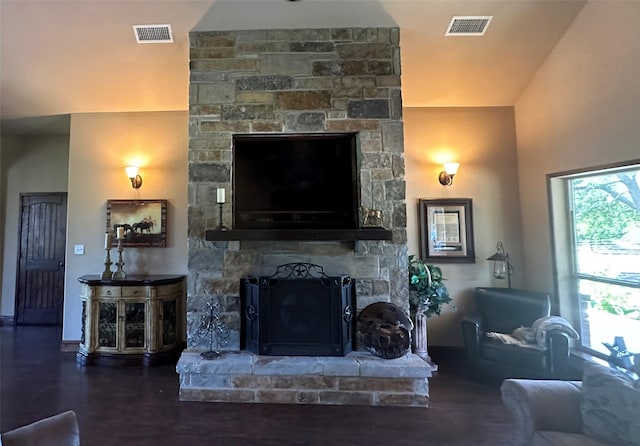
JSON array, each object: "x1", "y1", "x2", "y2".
[
  {"x1": 533, "y1": 431, "x2": 613, "y2": 446},
  {"x1": 581, "y1": 361, "x2": 640, "y2": 446},
  {"x1": 481, "y1": 338, "x2": 548, "y2": 370}
]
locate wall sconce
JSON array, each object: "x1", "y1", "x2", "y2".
[
  {"x1": 125, "y1": 166, "x2": 142, "y2": 189},
  {"x1": 438, "y1": 162, "x2": 460, "y2": 186},
  {"x1": 486, "y1": 241, "x2": 514, "y2": 288}
]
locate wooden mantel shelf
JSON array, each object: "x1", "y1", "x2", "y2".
[{"x1": 204, "y1": 228, "x2": 393, "y2": 242}]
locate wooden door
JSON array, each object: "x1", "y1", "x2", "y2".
[{"x1": 15, "y1": 193, "x2": 67, "y2": 325}]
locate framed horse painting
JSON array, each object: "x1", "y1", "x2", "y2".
[{"x1": 106, "y1": 199, "x2": 167, "y2": 247}]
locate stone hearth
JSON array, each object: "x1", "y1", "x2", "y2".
[{"x1": 178, "y1": 352, "x2": 433, "y2": 407}]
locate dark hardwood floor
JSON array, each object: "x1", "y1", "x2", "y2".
[{"x1": 0, "y1": 325, "x2": 514, "y2": 445}]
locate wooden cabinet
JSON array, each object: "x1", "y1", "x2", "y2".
[{"x1": 77, "y1": 275, "x2": 185, "y2": 366}]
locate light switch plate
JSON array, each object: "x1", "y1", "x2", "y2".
[{"x1": 74, "y1": 244, "x2": 84, "y2": 255}]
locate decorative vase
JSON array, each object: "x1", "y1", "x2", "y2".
[{"x1": 412, "y1": 310, "x2": 438, "y2": 371}]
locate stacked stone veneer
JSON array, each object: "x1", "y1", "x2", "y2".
[{"x1": 183, "y1": 27, "x2": 415, "y2": 406}]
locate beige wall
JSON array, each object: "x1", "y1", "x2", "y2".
[
  {"x1": 63, "y1": 111, "x2": 188, "y2": 340},
  {"x1": 515, "y1": 1, "x2": 640, "y2": 304},
  {"x1": 1, "y1": 135, "x2": 70, "y2": 317},
  {"x1": 404, "y1": 106, "x2": 523, "y2": 345}
]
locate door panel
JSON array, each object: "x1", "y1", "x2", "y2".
[{"x1": 16, "y1": 193, "x2": 67, "y2": 325}]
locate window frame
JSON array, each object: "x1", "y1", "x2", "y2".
[{"x1": 548, "y1": 160, "x2": 640, "y2": 362}]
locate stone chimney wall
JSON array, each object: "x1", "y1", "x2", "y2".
[{"x1": 187, "y1": 27, "x2": 407, "y2": 351}]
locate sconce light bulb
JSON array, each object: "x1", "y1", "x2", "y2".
[
  {"x1": 444, "y1": 162, "x2": 460, "y2": 175},
  {"x1": 125, "y1": 166, "x2": 139, "y2": 178}
]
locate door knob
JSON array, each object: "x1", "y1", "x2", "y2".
[{"x1": 58, "y1": 261, "x2": 64, "y2": 267}]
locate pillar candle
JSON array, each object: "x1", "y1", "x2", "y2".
[
  {"x1": 104, "y1": 233, "x2": 112, "y2": 249},
  {"x1": 216, "y1": 188, "x2": 225, "y2": 204},
  {"x1": 116, "y1": 226, "x2": 125, "y2": 239}
]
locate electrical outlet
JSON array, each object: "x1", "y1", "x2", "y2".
[{"x1": 74, "y1": 245, "x2": 85, "y2": 255}]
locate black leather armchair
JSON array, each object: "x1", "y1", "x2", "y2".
[{"x1": 462, "y1": 287, "x2": 573, "y2": 380}]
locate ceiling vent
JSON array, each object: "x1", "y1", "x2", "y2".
[
  {"x1": 445, "y1": 16, "x2": 493, "y2": 36},
  {"x1": 133, "y1": 24, "x2": 174, "y2": 44}
]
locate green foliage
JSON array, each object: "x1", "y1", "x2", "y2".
[
  {"x1": 573, "y1": 175, "x2": 640, "y2": 243},
  {"x1": 408, "y1": 255, "x2": 455, "y2": 318},
  {"x1": 588, "y1": 292, "x2": 640, "y2": 321}
]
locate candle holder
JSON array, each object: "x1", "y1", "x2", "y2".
[
  {"x1": 101, "y1": 248, "x2": 113, "y2": 279},
  {"x1": 112, "y1": 238, "x2": 126, "y2": 279},
  {"x1": 215, "y1": 202, "x2": 227, "y2": 231},
  {"x1": 188, "y1": 295, "x2": 230, "y2": 360}
]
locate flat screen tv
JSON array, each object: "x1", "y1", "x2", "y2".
[{"x1": 233, "y1": 133, "x2": 359, "y2": 230}]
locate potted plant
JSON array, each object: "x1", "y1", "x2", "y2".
[
  {"x1": 408, "y1": 255, "x2": 455, "y2": 362},
  {"x1": 408, "y1": 255, "x2": 454, "y2": 318}
]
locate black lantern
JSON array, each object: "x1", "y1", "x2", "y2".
[{"x1": 486, "y1": 241, "x2": 514, "y2": 288}]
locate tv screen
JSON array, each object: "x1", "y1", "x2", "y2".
[{"x1": 233, "y1": 133, "x2": 359, "y2": 230}]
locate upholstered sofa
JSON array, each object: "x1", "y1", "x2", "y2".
[
  {"x1": 501, "y1": 361, "x2": 640, "y2": 446},
  {"x1": 1, "y1": 410, "x2": 80, "y2": 446}
]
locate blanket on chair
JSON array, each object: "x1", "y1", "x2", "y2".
[
  {"x1": 487, "y1": 316, "x2": 579, "y2": 350},
  {"x1": 486, "y1": 331, "x2": 545, "y2": 349}
]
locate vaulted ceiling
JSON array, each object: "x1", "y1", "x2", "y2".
[{"x1": 0, "y1": 0, "x2": 586, "y2": 134}]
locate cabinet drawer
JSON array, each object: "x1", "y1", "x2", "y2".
[
  {"x1": 155, "y1": 282, "x2": 183, "y2": 296},
  {"x1": 95, "y1": 286, "x2": 121, "y2": 297},
  {"x1": 121, "y1": 286, "x2": 149, "y2": 298}
]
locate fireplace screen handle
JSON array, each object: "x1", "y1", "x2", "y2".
[
  {"x1": 343, "y1": 305, "x2": 353, "y2": 322},
  {"x1": 245, "y1": 304, "x2": 257, "y2": 321}
]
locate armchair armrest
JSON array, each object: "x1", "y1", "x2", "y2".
[
  {"x1": 1, "y1": 410, "x2": 79, "y2": 446},
  {"x1": 501, "y1": 379, "x2": 582, "y2": 446},
  {"x1": 461, "y1": 313, "x2": 482, "y2": 332},
  {"x1": 546, "y1": 330, "x2": 572, "y2": 379},
  {"x1": 461, "y1": 313, "x2": 483, "y2": 360}
]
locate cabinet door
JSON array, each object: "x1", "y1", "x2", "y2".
[
  {"x1": 97, "y1": 301, "x2": 118, "y2": 351},
  {"x1": 122, "y1": 301, "x2": 146, "y2": 351},
  {"x1": 159, "y1": 298, "x2": 178, "y2": 350},
  {"x1": 80, "y1": 299, "x2": 87, "y2": 348}
]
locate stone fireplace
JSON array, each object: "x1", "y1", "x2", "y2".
[{"x1": 178, "y1": 27, "x2": 431, "y2": 407}]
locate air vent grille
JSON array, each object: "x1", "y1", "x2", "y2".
[
  {"x1": 133, "y1": 24, "x2": 173, "y2": 44},
  {"x1": 445, "y1": 16, "x2": 493, "y2": 36}
]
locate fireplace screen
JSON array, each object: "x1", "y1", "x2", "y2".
[{"x1": 242, "y1": 263, "x2": 353, "y2": 356}]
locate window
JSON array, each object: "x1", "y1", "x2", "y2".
[{"x1": 567, "y1": 167, "x2": 640, "y2": 357}]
